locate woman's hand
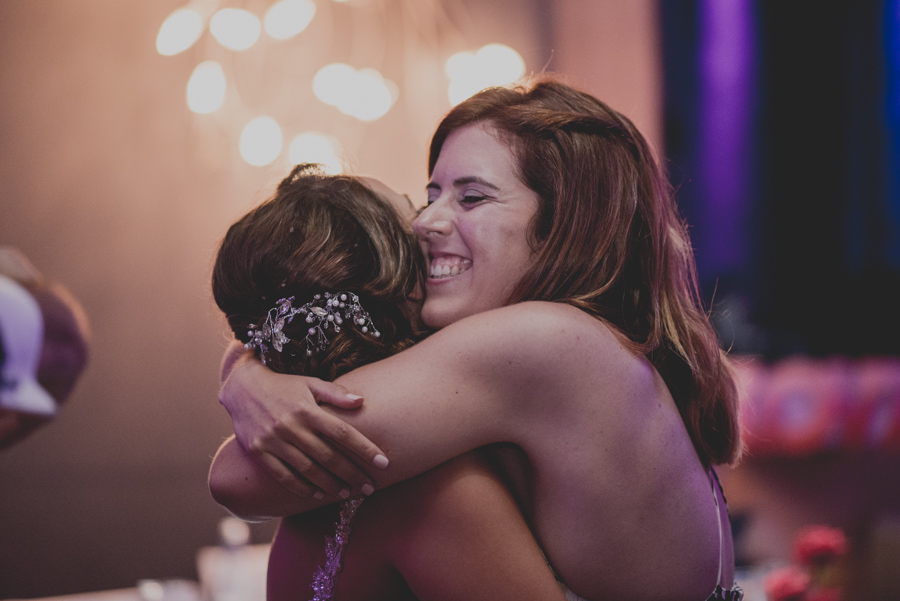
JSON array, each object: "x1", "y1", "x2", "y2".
[{"x1": 218, "y1": 349, "x2": 389, "y2": 500}]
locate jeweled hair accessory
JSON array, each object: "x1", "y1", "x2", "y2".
[{"x1": 245, "y1": 292, "x2": 380, "y2": 364}]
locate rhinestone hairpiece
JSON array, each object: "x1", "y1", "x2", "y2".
[{"x1": 245, "y1": 292, "x2": 380, "y2": 364}]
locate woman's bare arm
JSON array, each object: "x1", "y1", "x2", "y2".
[
  {"x1": 209, "y1": 435, "x2": 310, "y2": 521},
  {"x1": 217, "y1": 340, "x2": 389, "y2": 500},
  {"x1": 212, "y1": 302, "x2": 600, "y2": 518},
  {"x1": 266, "y1": 452, "x2": 568, "y2": 601},
  {"x1": 379, "y1": 453, "x2": 568, "y2": 601}
]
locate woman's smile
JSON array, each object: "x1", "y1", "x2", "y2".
[
  {"x1": 428, "y1": 255, "x2": 472, "y2": 279},
  {"x1": 413, "y1": 121, "x2": 539, "y2": 329}
]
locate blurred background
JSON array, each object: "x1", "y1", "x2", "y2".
[{"x1": 0, "y1": 1, "x2": 898, "y2": 599}]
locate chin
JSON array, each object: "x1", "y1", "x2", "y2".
[
  {"x1": 421, "y1": 300, "x2": 466, "y2": 330},
  {"x1": 421, "y1": 309, "x2": 452, "y2": 330}
]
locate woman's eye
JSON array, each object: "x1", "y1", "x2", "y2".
[{"x1": 460, "y1": 194, "x2": 487, "y2": 204}]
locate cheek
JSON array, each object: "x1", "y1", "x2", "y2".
[
  {"x1": 466, "y1": 223, "x2": 532, "y2": 293},
  {"x1": 458, "y1": 218, "x2": 523, "y2": 257}
]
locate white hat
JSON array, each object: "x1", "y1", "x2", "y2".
[{"x1": 0, "y1": 274, "x2": 56, "y2": 416}]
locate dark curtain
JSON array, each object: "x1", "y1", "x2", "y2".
[{"x1": 661, "y1": 0, "x2": 900, "y2": 358}]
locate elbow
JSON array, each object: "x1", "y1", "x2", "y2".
[
  {"x1": 207, "y1": 467, "x2": 234, "y2": 510},
  {"x1": 209, "y1": 471, "x2": 273, "y2": 522},
  {"x1": 208, "y1": 457, "x2": 274, "y2": 523}
]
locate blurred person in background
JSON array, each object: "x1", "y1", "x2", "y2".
[{"x1": 0, "y1": 246, "x2": 90, "y2": 449}]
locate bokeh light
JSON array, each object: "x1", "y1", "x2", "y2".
[
  {"x1": 209, "y1": 8, "x2": 262, "y2": 51},
  {"x1": 240, "y1": 117, "x2": 283, "y2": 166},
  {"x1": 313, "y1": 64, "x2": 396, "y2": 121},
  {"x1": 288, "y1": 132, "x2": 343, "y2": 174},
  {"x1": 445, "y1": 51, "x2": 476, "y2": 80},
  {"x1": 446, "y1": 43, "x2": 525, "y2": 105},
  {"x1": 186, "y1": 61, "x2": 227, "y2": 114},
  {"x1": 476, "y1": 43, "x2": 526, "y2": 82},
  {"x1": 156, "y1": 8, "x2": 204, "y2": 56},
  {"x1": 312, "y1": 63, "x2": 357, "y2": 106},
  {"x1": 337, "y1": 69, "x2": 394, "y2": 121},
  {"x1": 264, "y1": 0, "x2": 316, "y2": 40}
]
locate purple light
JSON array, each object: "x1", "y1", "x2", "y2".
[{"x1": 698, "y1": 0, "x2": 756, "y2": 275}]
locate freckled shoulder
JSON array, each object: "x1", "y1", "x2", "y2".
[
  {"x1": 434, "y1": 301, "x2": 636, "y2": 392},
  {"x1": 450, "y1": 300, "x2": 625, "y2": 350}
]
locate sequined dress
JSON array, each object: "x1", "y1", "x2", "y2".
[{"x1": 308, "y1": 495, "x2": 365, "y2": 601}]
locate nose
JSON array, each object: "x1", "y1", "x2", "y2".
[{"x1": 412, "y1": 202, "x2": 452, "y2": 239}]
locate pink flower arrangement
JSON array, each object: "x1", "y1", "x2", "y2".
[
  {"x1": 764, "y1": 565, "x2": 810, "y2": 601},
  {"x1": 765, "y1": 525, "x2": 847, "y2": 601},
  {"x1": 793, "y1": 525, "x2": 848, "y2": 566}
]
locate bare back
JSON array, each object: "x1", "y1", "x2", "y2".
[
  {"x1": 487, "y1": 306, "x2": 732, "y2": 600},
  {"x1": 330, "y1": 301, "x2": 733, "y2": 601}
]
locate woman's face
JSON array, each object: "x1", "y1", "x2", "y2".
[{"x1": 413, "y1": 122, "x2": 539, "y2": 329}]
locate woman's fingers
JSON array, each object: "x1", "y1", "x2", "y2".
[
  {"x1": 301, "y1": 411, "x2": 388, "y2": 494},
  {"x1": 264, "y1": 425, "x2": 372, "y2": 499},
  {"x1": 251, "y1": 451, "x2": 322, "y2": 501},
  {"x1": 244, "y1": 407, "x2": 379, "y2": 498},
  {"x1": 307, "y1": 380, "x2": 390, "y2": 471},
  {"x1": 221, "y1": 359, "x2": 387, "y2": 498},
  {"x1": 309, "y1": 379, "x2": 365, "y2": 410}
]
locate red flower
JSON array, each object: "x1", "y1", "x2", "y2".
[
  {"x1": 804, "y1": 588, "x2": 842, "y2": 601},
  {"x1": 793, "y1": 525, "x2": 848, "y2": 566},
  {"x1": 765, "y1": 565, "x2": 810, "y2": 601}
]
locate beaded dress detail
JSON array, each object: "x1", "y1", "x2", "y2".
[{"x1": 309, "y1": 495, "x2": 364, "y2": 601}]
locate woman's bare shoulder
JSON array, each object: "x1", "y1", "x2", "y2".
[
  {"x1": 337, "y1": 300, "x2": 644, "y2": 419},
  {"x1": 445, "y1": 301, "x2": 628, "y2": 356},
  {"x1": 420, "y1": 302, "x2": 638, "y2": 386}
]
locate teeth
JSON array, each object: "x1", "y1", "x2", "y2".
[{"x1": 429, "y1": 258, "x2": 471, "y2": 279}]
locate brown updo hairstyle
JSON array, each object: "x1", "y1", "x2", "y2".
[
  {"x1": 427, "y1": 77, "x2": 741, "y2": 466},
  {"x1": 212, "y1": 164, "x2": 425, "y2": 380}
]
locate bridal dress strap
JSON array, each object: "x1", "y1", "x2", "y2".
[
  {"x1": 310, "y1": 495, "x2": 365, "y2": 601},
  {"x1": 712, "y1": 467, "x2": 724, "y2": 587},
  {"x1": 705, "y1": 467, "x2": 744, "y2": 601}
]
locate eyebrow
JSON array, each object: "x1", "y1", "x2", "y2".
[{"x1": 425, "y1": 176, "x2": 501, "y2": 192}]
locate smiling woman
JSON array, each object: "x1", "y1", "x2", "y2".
[
  {"x1": 211, "y1": 77, "x2": 743, "y2": 601},
  {"x1": 209, "y1": 163, "x2": 568, "y2": 601},
  {"x1": 417, "y1": 122, "x2": 539, "y2": 329}
]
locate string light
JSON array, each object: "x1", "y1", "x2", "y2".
[
  {"x1": 156, "y1": 2, "x2": 527, "y2": 166},
  {"x1": 313, "y1": 64, "x2": 396, "y2": 121},
  {"x1": 186, "y1": 61, "x2": 227, "y2": 114},
  {"x1": 209, "y1": 8, "x2": 262, "y2": 51},
  {"x1": 240, "y1": 117, "x2": 283, "y2": 166},
  {"x1": 264, "y1": 0, "x2": 316, "y2": 40},
  {"x1": 288, "y1": 132, "x2": 343, "y2": 174},
  {"x1": 446, "y1": 43, "x2": 525, "y2": 105},
  {"x1": 156, "y1": 8, "x2": 204, "y2": 56}
]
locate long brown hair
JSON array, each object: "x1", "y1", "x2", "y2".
[
  {"x1": 428, "y1": 78, "x2": 741, "y2": 465},
  {"x1": 212, "y1": 164, "x2": 425, "y2": 380}
]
